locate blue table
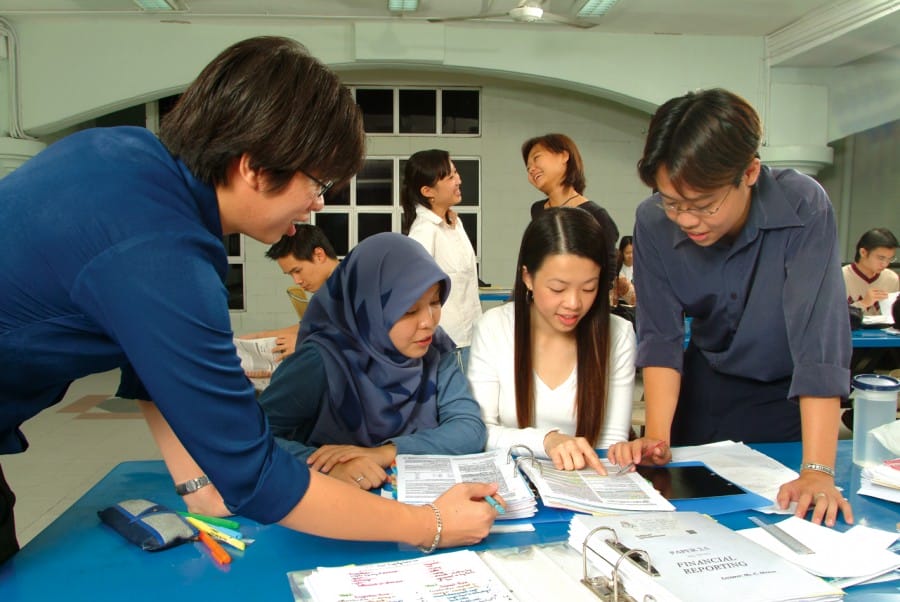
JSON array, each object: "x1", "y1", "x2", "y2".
[
  {"x1": 1, "y1": 441, "x2": 897, "y2": 600},
  {"x1": 478, "y1": 288, "x2": 512, "y2": 302}
]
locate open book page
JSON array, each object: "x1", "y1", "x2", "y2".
[
  {"x1": 517, "y1": 459, "x2": 674, "y2": 513},
  {"x1": 863, "y1": 291, "x2": 899, "y2": 325},
  {"x1": 738, "y1": 516, "x2": 900, "y2": 588},
  {"x1": 233, "y1": 336, "x2": 279, "y2": 373},
  {"x1": 478, "y1": 543, "x2": 597, "y2": 602},
  {"x1": 569, "y1": 512, "x2": 844, "y2": 602},
  {"x1": 289, "y1": 550, "x2": 516, "y2": 602},
  {"x1": 395, "y1": 450, "x2": 537, "y2": 519}
]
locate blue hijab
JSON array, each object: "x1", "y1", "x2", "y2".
[{"x1": 299, "y1": 232, "x2": 455, "y2": 447}]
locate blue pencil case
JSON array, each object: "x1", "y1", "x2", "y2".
[{"x1": 98, "y1": 499, "x2": 197, "y2": 551}]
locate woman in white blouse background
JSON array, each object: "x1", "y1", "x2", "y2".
[
  {"x1": 467, "y1": 207, "x2": 636, "y2": 474},
  {"x1": 401, "y1": 149, "x2": 482, "y2": 347}
]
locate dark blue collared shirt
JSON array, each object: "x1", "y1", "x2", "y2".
[{"x1": 634, "y1": 166, "x2": 850, "y2": 400}]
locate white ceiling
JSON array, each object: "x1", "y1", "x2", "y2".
[{"x1": 0, "y1": 0, "x2": 897, "y2": 67}]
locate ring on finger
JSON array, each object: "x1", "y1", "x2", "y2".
[
  {"x1": 354, "y1": 475, "x2": 365, "y2": 483},
  {"x1": 813, "y1": 492, "x2": 826, "y2": 501}
]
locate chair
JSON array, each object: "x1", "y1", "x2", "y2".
[{"x1": 286, "y1": 286, "x2": 310, "y2": 321}]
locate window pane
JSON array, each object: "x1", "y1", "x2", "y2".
[
  {"x1": 225, "y1": 264, "x2": 244, "y2": 310},
  {"x1": 455, "y1": 159, "x2": 480, "y2": 206},
  {"x1": 442, "y1": 90, "x2": 479, "y2": 134},
  {"x1": 357, "y1": 159, "x2": 393, "y2": 206},
  {"x1": 356, "y1": 89, "x2": 393, "y2": 133},
  {"x1": 325, "y1": 184, "x2": 350, "y2": 207},
  {"x1": 222, "y1": 234, "x2": 242, "y2": 256},
  {"x1": 458, "y1": 213, "x2": 478, "y2": 255},
  {"x1": 316, "y1": 213, "x2": 350, "y2": 256},
  {"x1": 399, "y1": 90, "x2": 436, "y2": 134},
  {"x1": 358, "y1": 214, "x2": 392, "y2": 243}
]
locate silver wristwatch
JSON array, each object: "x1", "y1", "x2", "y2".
[{"x1": 174, "y1": 475, "x2": 210, "y2": 496}]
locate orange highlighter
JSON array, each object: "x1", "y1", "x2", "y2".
[{"x1": 197, "y1": 530, "x2": 232, "y2": 564}]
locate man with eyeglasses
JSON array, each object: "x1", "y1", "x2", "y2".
[
  {"x1": 0, "y1": 37, "x2": 500, "y2": 566},
  {"x1": 607, "y1": 88, "x2": 853, "y2": 529},
  {"x1": 843, "y1": 228, "x2": 899, "y2": 316}
]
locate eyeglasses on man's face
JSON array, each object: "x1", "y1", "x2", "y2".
[
  {"x1": 871, "y1": 252, "x2": 897, "y2": 265},
  {"x1": 656, "y1": 185, "x2": 734, "y2": 218},
  {"x1": 300, "y1": 169, "x2": 334, "y2": 199}
]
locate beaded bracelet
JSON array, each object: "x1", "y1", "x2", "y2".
[
  {"x1": 800, "y1": 462, "x2": 835, "y2": 478},
  {"x1": 418, "y1": 503, "x2": 443, "y2": 554}
]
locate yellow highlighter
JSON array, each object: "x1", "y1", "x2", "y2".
[{"x1": 184, "y1": 516, "x2": 246, "y2": 551}]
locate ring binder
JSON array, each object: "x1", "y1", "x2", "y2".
[
  {"x1": 580, "y1": 526, "x2": 658, "y2": 602},
  {"x1": 506, "y1": 444, "x2": 542, "y2": 478}
]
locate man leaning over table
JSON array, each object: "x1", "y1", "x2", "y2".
[
  {"x1": 0, "y1": 36, "x2": 501, "y2": 565},
  {"x1": 607, "y1": 88, "x2": 853, "y2": 528}
]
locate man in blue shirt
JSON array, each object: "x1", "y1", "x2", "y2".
[
  {"x1": 0, "y1": 36, "x2": 500, "y2": 564},
  {"x1": 608, "y1": 88, "x2": 852, "y2": 528}
]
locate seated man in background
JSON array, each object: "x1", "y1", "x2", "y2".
[
  {"x1": 842, "y1": 227, "x2": 898, "y2": 316},
  {"x1": 240, "y1": 224, "x2": 339, "y2": 362}
]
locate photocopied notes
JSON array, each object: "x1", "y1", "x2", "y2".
[
  {"x1": 516, "y1": 459, "x2": 675, "y2": 514},
  {"x1": 288, "y1": 550, "x2": 516, "y2": 602},
  {"x1": 395, "y1": 450, "x2": 537, "y2": 520}
]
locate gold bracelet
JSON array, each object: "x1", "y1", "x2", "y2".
[
  {"x1": 417, "y1": 503, "x2": 442, "y2": 554},
  {"x1": 800, "y1": 462, "x2": 835, "y2": 478}
]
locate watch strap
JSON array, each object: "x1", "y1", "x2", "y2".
[{"x1": 175, "y1": 475, "x2": 211, "y2": 496}]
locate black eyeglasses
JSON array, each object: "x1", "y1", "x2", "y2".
[
  {"x1": 300, "y1": 169, "x2": 334, "y2": 199},
  {"x1": 656, "y1": 186, "x2": 733, "y2": 218}
]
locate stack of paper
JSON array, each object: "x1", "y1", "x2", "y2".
[
  {"x1": 739, "y1": 515, "x2": 900, "y2": 589},
  {"x1": 395, "y1": 449, "x2": 537, "y2": 519},
  {"x1": 516, "y1": 459, "x2": 675, "y2": 514},
  {"x1": 569, "y1": 512, "x2": 844, "y2": 602},
  {"x1": 290, "y1": 550, "x2": 517, "y2": 601},
  {"x1": 859, "y1": 458, "x2": 900, "y2": 503}
]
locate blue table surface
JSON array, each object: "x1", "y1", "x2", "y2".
[{"x1": 1, "y1": 441, "x2": 898, "y2": 601}]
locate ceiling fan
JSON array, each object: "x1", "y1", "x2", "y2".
[{"x1": 428, "y1": 1, "x2": 597, "y2": 30}]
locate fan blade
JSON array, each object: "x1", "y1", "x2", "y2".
[
  {"x1": 540, "y1": 11, "x2": 597, "y2": 29},
  {"x1": 428, "y1": 12, "x2": 509, "y2": 24}
]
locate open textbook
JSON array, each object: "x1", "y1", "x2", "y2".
[
  {"x1": 394, "y1": 448, "x2": 673, "y2": 519},
  {"x1": 569, "y1": 512, "x2": 844, "y2": 602}
]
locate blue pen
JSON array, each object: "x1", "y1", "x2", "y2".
[{"x1": 484, "y1": 495, "x2": 505, "y2": 515}]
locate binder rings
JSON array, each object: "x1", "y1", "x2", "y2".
[{"x1": 569, "y1": 512, "x2": 844, "y2": 602}]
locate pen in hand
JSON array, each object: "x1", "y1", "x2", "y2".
[
  {"x1": 484, "y1": 494, "x2": 505, "y2": 515},
  {"x1": 615, "y1": 441, "x2": 666, "y2": 476}
]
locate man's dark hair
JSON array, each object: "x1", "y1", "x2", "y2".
[
  {"x1": 159, "y1": 36, "x2": 365, "y2": 193},
  {"x1": 854, "y1": 228, "x2": 899, "y2": 262},
  {"x1": 266, "y1": 224, "x2": 337, "y2": 261},
  {"x1": 637, "y1": 88, "x2": 761, "y2": 195}
]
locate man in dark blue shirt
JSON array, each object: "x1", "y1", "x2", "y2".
[
  {"x1": 0, "y1": 36, "x2": 499, "y2": 565},
  {"x1": 608, "y1": 88, "x2": 852, "y2": 528}
]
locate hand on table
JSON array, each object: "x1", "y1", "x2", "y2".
[
  {"x1": 308, "y1": 444, "x2": 396, "y2": 473},
  {"x1": 327, "y1": 457, "x2": 389, "y2": 490},
  {"x1": 776, "y1": 471, "x2": 853, "y2": 527}
]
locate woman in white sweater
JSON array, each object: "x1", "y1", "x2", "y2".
[
  {"x1": 401, "y1": 150, "x2": 482, "y2": 347},
  {"x1": 467, "y1": 207, "x2": 636, "y2": 474}
]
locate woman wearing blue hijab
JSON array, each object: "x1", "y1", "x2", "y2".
[{"x1": 259, "y1": 233, "x2": 486, "y2": 489}]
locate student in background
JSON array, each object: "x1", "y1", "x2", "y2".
[
  {"x1": 467, "y1": 207, "x2": 636, "y2": 474},
  {"x1": 522, "y1": 133, "x2": 619, "y2": 289},
  {"x1": 240, "y1": 224, "x2": 340, "y2": 361},
  {"x1": 0, "y1": 36, "x2": 499, "y2": 564},
  {"x1": 607, "y1": 88, "x2": 852, "y2": 528},
  {"x1": 614, "y1": 236, "x2": 636, "y2": 306},
  {"x1": 259, "y1": 233, "x2": 486, "y2": 490},
  {"x1": 401, "y1": 149, "x2": 482, "y2": 347},
  {"x1": 842, "y1": 228, "x2": 898, "y2": 316}
]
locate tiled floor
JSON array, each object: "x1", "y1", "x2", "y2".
[{"x1": 3, "y1": 370, "x2": 161, "y2": 546}]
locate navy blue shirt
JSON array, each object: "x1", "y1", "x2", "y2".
[
  {"x1": 633, "y1": 166, "x2": 850, "y2": 401},
  {"x1": 0, "y1": 127, "x2": 308, "y2": 523}
]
